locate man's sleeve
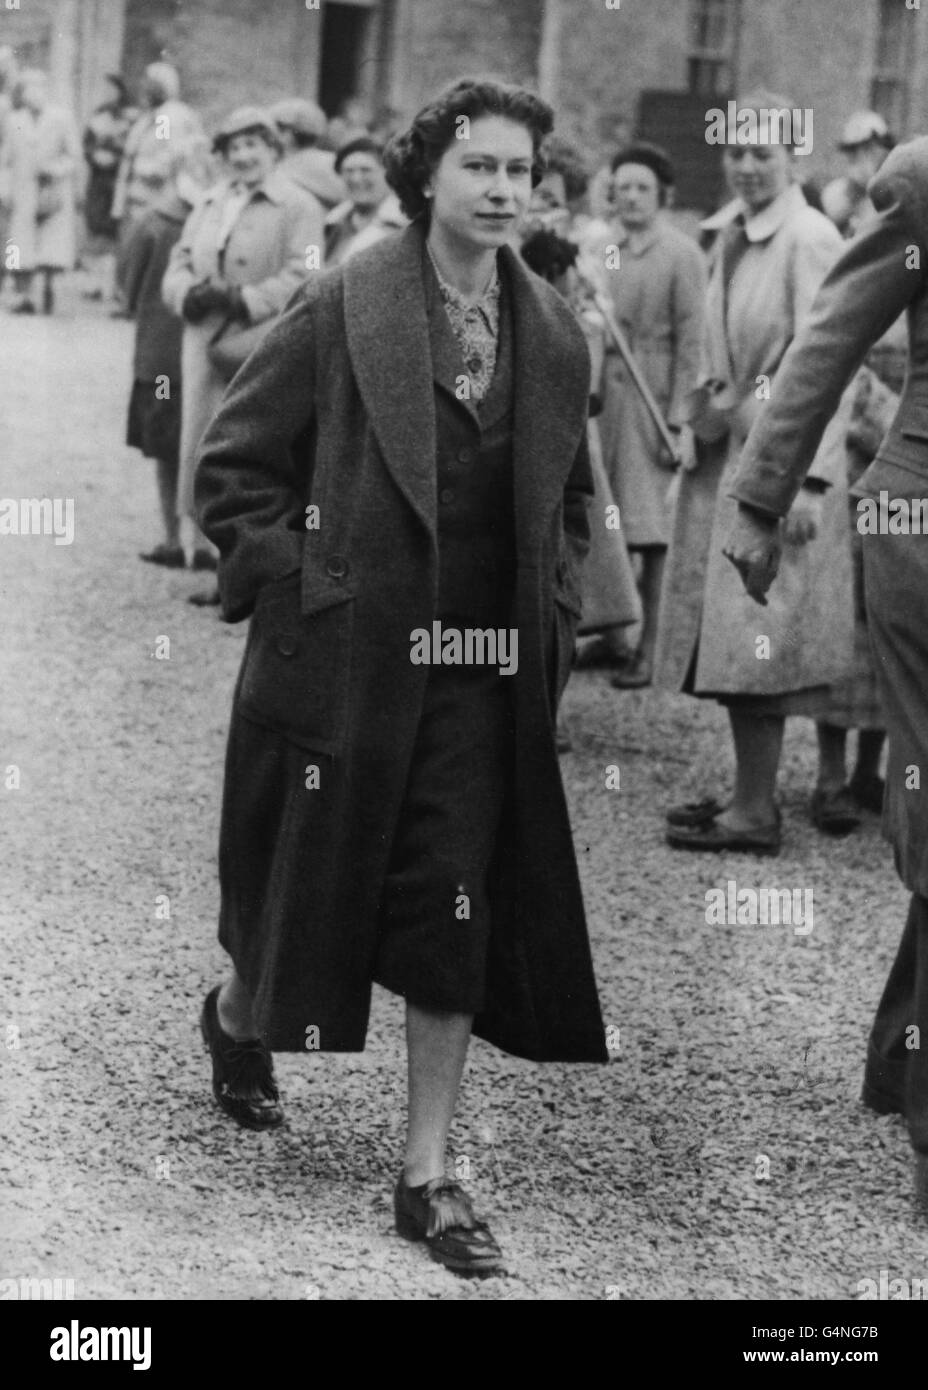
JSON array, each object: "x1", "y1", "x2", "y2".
[{"x1": 731, "y1": 150, "x2": 928, "y2": 518}]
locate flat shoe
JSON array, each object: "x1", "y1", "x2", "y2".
[
  {"x1": 666, "y1": 813, "x2": 781, "y2": 855},
  {"x1": 192, "y1": 547, "x2": 218, "y2": 572},
  {"x1": 610, "y1": 652, "x2": 652, "y2": 689},
  {"x1": 394, "y1": 1174, "x2": 503, "y2": 1275},
  {"x1": 665, "y1": 796, "x2": 727, "y2": 828},
  {"x1": 139, "y1": 543, "x2": 185, "y2": 568},
  {"x1": 811, "y1": 786, "x2": 861, "y2": 835},
  {"x1": 200, "y1": 986, "x2": 283, "y2": 1129}
]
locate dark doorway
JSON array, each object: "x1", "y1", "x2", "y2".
[
  {"x1": 318, "y1": 1, "x2": 373, "y2": 118},
  {"x1": 637, "y1": 89, "x2": 730, "y2": 215}
]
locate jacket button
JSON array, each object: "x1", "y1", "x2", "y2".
[
  {"x1": 457, "y1": 447, "x2": 475, "y2": 464},
  {"x1": 326, "y1": 554, "x2": 349, "y2": 579},
  {"x1": 276, "y1": 634, "x2": 298, "y2": 657},
  {"x1": 440, "y1": 487, "x2": 455, "y2": 504}
]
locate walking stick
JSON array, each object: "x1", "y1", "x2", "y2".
[{"x1": 590, "y1": 289, "x2": 682, "y2": 466}]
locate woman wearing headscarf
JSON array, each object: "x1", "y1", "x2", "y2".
[
  {"x1": 0, "y1": 69, "x2": 80, "y2": 314},
  {"x1": 594, "y1": 142, "x2": 706, "y2": 687},
  {"x1": 655, "y1": 92, "x2": 855, "y2": 854},
  {"x1": 162, "y1": 106, "x2": 323, "y2": 584},
  {"x1": 193, "y1": 78, "x2": 606, "y2": 1274}
]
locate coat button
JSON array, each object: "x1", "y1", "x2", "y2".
[
  {"x1": 326, "y1": 554, "x2": 349, "y2": 579},
  {"x1": 440, "y1": 487, "x2": 455, "y2": 504},
  {"x1": 276, "y1": 634, "x2": 298, "y2": 657},
  {"x1": 457, "y1": 447, "x2": 475, "y2": 464}
]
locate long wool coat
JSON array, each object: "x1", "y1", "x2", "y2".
[
  {"x1": 1, "y1": 102, "x2": 80, "y2": 270},
  {"x1": 654, "y1": 183, "x2": 855, "y2": 697},
  {"x1": 596, "y1": 217, "x2": 707, "y2": 547},
  {"x1": 195, "y1": 223, "x2": 608, "y2": 1063},
  {"x1": 733, "y1": 138, "x2": 928, "y2": 896},
  {"x1": 162, "y1": 169, "x2": 324, "y2": 519}
]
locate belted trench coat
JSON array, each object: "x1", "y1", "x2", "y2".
[{"x1": 195, "y1": 222, "x2": 608, "y2": 1063}]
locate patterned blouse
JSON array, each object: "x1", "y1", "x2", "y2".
[{"x1": 427, "y1": 246, "x2": 501, "y2": 403}]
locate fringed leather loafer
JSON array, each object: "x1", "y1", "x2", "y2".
[
  {"x1": 394, "y1": 1174, "x2": 503, "y2": 1275},
  {"x1": 200, "y1": 986, "x2": 283, "y2": 1129}
]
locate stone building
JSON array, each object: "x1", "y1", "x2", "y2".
[{"x1": 1, "y1": 0, "x2": 926, "y2": 211}]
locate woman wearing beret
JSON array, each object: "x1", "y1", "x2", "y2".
[
  {"x1": 194, "y1": 78, "x2": 606, "y2": 1274},
  {"x1": 162, "y1": 105, "x2": 323, "y2": 582},
  {"x1": 323, "y1": 134, "x2": 406, "y2": 266}
]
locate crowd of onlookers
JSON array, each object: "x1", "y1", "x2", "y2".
[{"x1": 0, "y1": 48, "x2": 909, "y2": 851}]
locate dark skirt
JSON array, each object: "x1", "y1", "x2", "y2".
[
  {"x1": 126, "y1": 378, "x2": 181, "y2": 469},
  {"x1": 373, "y1": 661, "x2": 515, "y2": 1014}
]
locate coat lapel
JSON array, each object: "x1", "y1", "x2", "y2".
[
  {"x1": 343, "y1": 224, "x2": 437, "y2": 538},
  {"x1": 501, "y1": 245, "x2": 591, "y2": 555},
  {"x1": 342, "y1": 229, "x2": 590, "y2": 553}
]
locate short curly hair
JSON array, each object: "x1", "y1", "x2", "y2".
[{"x1": 383, "y1": 77, "x2": 554, "y2": 222}]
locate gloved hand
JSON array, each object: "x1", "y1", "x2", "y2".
[
  {"x1": 182, "y1": 280, "x2": 247, "y2": 323},
  {"x1": 182, "y1": 280, "x2": 220, "y2": 323}
]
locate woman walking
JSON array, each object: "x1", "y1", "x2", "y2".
[
  {"x1": 654, "y1": 93, "x2": 855, "y2": 854},
  {"x1": 162, "y1": 105, "x2": 323, "y2": 585},
  {"x1": 194, "y1": 78, "x2": 606, "y2": 1274}
]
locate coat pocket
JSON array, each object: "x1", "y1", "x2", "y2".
[{"x1": 237, "y1": 571, "x2": 356, "y2": 754}]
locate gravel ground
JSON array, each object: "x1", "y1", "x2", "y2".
[{"x1": 3, "y1": 284, "x2": 928, "y2": 1301}]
